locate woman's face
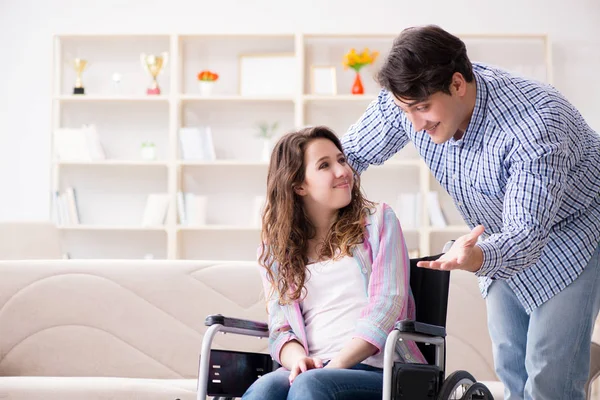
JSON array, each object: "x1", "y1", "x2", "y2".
[{"x1": 294, "y1": 138, "x2": 354, "y2": 212}]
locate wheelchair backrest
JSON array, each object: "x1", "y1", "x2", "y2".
[{"x1": 409, "y1": 254, "x2": 451, "y2": 364}]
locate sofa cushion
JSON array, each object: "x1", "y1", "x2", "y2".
[
  {"x1": 0, "y1": 377, "x2": 196, "y2": 400},
  {"x1": 0, "y1": 259, "x2": 508, "y2": 399},
  {"x1": 0, "y1": 260, "x2": 268, "y2": 379}
]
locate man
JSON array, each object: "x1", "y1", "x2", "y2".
[{"x1": 341, "y1": 25, "x2": 600, "y2": 400}]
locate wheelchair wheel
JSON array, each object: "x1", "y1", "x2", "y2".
[
  {"x1": 437, "y1": 370, "x2": 493, "y2": 400},
  {"x1": 461, "y1": 382, "x2": 494, "y2": 399}
]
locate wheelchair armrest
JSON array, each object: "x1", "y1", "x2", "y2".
[
  {"x1": 198, "y1": 317, "x2": 271, "y2": 400},
  {"x1": 394, "y1": 320, "x2": 446, "y2": 337},
  {"x1": 205, "y1": 314, "x2": 269, "y2": 337}
]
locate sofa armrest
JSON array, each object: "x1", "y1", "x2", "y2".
[
  {"x1": 205, "y1": 314, "x2": 268, "y2": 337},
  {"x1": 394, "y1": 319, "x2": 446, "y2": 337}
]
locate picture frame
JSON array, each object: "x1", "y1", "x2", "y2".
[
  {"x1": 238, "y1": 53, "x2": 297, "y2": 96},
  {"x1": 310, "y1": 65, "x2": 337, "y2": 95}
]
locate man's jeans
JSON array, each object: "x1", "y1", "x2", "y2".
[{"x1": 486, "y1": 241, "x2": 600, "y2": 400}]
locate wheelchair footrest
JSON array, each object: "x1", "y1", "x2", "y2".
[{"x1": 392, "y1": 363, "x2": 442, "y2": 400}]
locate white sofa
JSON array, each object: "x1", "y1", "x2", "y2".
[{"x1": 0, "y1": 259, "x2": 597, "y2": 399}]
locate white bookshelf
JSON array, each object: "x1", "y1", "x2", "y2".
[
  {"x1": 58, "y1": 160, "x2": 169, "y2": 166},
  {"x1": 60, "y1": 225, "x2": 168, "y2": 231},
  {"x1": 181, "y1": 95, "x2": 295, "y2": 102},
  {"x1": 55, "y1": 95, "x2": 170, "y2": 102},
  {"x1": 177, "y1": 225, "x2": 261, "y2": 231},
  {"x1": 50, "y1": 32, "x2": 552, "y2": 260}
]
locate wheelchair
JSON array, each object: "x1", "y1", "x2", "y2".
[{"x1": 195, "y1": 244, "x2": 494, "y2": 400}]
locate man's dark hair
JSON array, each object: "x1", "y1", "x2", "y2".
[{"x1": 377, "y1": 25, "x2": 474, "y2": 102}]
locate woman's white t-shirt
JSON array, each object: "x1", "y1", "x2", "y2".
[{"x1": 301, "y1": 255, "x2": 387, "y2": 369}]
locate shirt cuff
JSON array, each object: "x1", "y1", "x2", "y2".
[
  {"x1": 353, "y1": 333, "x2": 384, "y2": 356},
  {"x1": 354, "y1": 319, "x2": 388, "y2": 355},
  {"x1": 346, "y1": 152, "x2": 368, "y2": 174},
  {"x1": 273, "y1": 332, "x2": 301, "y2": 365},
  {"x1": 474, "y1": 241, "x2": 503, "y2": 278}
]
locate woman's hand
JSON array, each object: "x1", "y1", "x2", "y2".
[{"x1": 288, "y1": 356, "x2": 323, "y2": 384}]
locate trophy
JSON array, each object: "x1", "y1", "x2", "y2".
[
  {"x1": 140, "y1": 52, "x2": 168, "y2": 95},
  {"x1": 72, "y1": 58, "x2": 88, "y2": 95}
]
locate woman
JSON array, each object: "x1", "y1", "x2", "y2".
[{"x1": 242, "y1": 126, "x2": 425, "y2": 400}]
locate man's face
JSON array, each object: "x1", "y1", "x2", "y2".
[
  {"x1": 393, "y1": 91, "x2": 465, "y2": 144},
  {"x1": 392, "y1": 73, "x2": 470, "y2": 144}
]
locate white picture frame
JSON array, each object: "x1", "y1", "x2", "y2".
[
  {"x1": 239, "y1": 53, "x2": 297, "y2": 96},
  {"x1": 310, "y1": 65, "x2": 337, "y2": 95}
]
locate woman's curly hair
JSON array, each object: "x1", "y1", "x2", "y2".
[{"x1": 258, "y1": 126, "x2": 375, "y2": 305}]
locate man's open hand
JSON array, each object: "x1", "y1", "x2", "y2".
[{"x1": 417, "y1": 225, "x2": 485, "y2": 273}]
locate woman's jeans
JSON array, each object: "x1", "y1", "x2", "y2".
[
  {"x1": 241, "y1": 362, "x2": 383, "y2": 400},
  {"x1": 486, "y1": 241, "x2": 600, "y2": 400}
]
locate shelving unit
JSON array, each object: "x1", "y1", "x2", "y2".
[{"x1": 51, "y1": 32, "x2": 552, "y2": 260}]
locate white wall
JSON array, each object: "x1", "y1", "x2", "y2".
[{"x1": 1, "y1": 0, "x2": 599, "y2": 221}]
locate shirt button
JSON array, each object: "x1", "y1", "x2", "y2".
[
  {"x1": 457, "y1": 202, "x2": 463, "y2": 206},
  {"x1": 361, "y1": 267, "x2": 367, "y2": 273},
  {"x1": 453, "y1": 174, "x2": 457, "y2": 181}
]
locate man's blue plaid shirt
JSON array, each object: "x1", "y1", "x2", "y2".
[{"x1": 342, "y1": 63, "x2": 600, "y2": 313}]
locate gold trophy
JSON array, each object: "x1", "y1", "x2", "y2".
[
  {"x1": 140, "y1": 52, "x2": 168, "y2": 95},
  {"x1": 72, "y1": 58, "x2": 88, "y2": 95}
]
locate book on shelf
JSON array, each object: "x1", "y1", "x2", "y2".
[
  {"x1": 54, "y1": 124, "x2": 105, "y2": 162},
  {"x1": 53, "y1": 187, "x2": 81, "y2": 225},
  {"x1": 141, "y1": 193, "x2": 170, "y2": 226},
  {"x1": 176, "y1": 192, "x2": 187, "y2": 225},
  {"x1": 395, "y1": 192, "x2": 422, "y2": 230},
  {"x1": 178, "y1": 192, "x2": 208, "y2": 226},
  {"x1": 427, "y1": 191, "x2": 448, "y2": 228},
  {"x1": 179, "y1": 126, "x2": 216, "y2": 161}
]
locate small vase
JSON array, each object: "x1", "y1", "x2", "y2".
[
  {"x1": 140, "y1": 144, "x2": 157, "y2": 160},
  {"x1": 198, "y1": 81, "x2": 214, "y2": 96},
  {"x1": 351, "y1": 72, "x2": 364, "y2": 95}
]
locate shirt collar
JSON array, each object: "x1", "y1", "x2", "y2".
[{"x1": 448, "y1": 69, "x2": 488, "y2": 149}]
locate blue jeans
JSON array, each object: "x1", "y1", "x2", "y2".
[
  {"x1": 241, "y1": 363, "x2": 383, "y2": 400},
  {"x1": 486, "y1": 241, "x2": 600, "y2": 400}
]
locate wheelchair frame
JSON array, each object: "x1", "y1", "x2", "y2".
[
  {"x1": 196, "y1": 316, "x2": 448, "y2": 400},
  {"x1": 195, "y1": 241, "x2": 494, "y2": 400}
]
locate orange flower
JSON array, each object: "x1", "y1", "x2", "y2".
[
  {"x1": 197, "y1": 70, "x2": 219, "y2": 81},
  {"x1": 342, "y1": 48, "x2": 379, "y2": 72}
]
